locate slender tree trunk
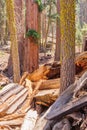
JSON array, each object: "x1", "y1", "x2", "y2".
[
  {"x1": 55, "y1": 0, "x2": 61, "y2": 61},
  {"x1": 6, "y1": 0, "x2": 21, "y2": 82},
  {"x1": 38, "y1": 12, "x2": 42, "y2": 50},
  {"x1": 60, "y1": 0, "x2": 75, "y2": 93},
  {"x1": 7, "y1": 0, "x2": 25, "y2": 76},
  {"x1": 44, "y1": 4, "x2": 51, "y2": 56},
  {"x1": 14, "y1": 0, "x2": 25, "y2": 74},
  {"x1": 24, "y1": 0, "x2": 39, "y2": 72}
]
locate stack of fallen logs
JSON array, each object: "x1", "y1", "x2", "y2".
[
  {"x1": 34, "y1": 71, "x2": 87, "y2": 130},
  {"x1": 0, "y1": 51, "x2": 87, "y2": 130}
]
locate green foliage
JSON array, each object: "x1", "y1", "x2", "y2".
[
  {"x1": 35, "y1": 0, "x2": 44, "y2": 12},
  {"x1": 26, "y1": 29, "x2": 40, "y2": 43}
]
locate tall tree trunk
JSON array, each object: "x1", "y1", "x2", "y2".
[
  {"x1": 44, "y1": 4, "x2": 51, "y2": 56},
  {"x1": 55, "y1": 0, "x2": 61, "y2": 61},
  {"x1": 7, "y1": 0, "x2": 25, "y2": 76},
  {"x1": 60, "y1": 0, "x2": 75, "y2": 93},
  {"x1": 14, "y1": 0, "x2": 25, "y2": 74},
  {"x1": 24, "y1": 0, "x2": 39, "y2": 72},
  {"x1": 6, "y1": 0, "x2": 21, "y2": 82}
]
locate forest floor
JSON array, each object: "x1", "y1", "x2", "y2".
[
  {"x1": 0, "y1": 43, "x2": 54, "y2": 73},
  {"x1": 0, "y1": 42, "x2": 83, "y2": 73},
  {"x1": 0, "y1": 44, "x2": 10, "y2": 72}
]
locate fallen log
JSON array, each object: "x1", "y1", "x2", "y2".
[
  {"x1": 20, "y1": 80, "x2": 42, "y2": 113},
  {"x1": 52, "y1": 118, "x2": 71, "y2": 130},
  {"x1": 0, "y1": 88, "x2": 28, "y2": 115},
  {"x1": 46, "y1": 94, "x2": 87, "y2": 120},
  {"x1": 1, "y1": 85, "x2": 24, "y2": 102},
  {"x1": 6, "y1": 92, "x2": 28, "y2": 114},
  {"x1": 46, "y1": 71, "x2": 87, "y2": 118},
  {"x1": 75, "y1": 51, "x2": 87, "y2": 74},
  {"x1": 0, "y1": 125, "x2": 13, "y2": 130},
  {"x1": 34, "y1": 72, "x2": 87, "y2": 130},
  {"x1": 22, "y1": 52, "x2": 87, "y2": 83},
  {"x1": 21, "y1": 109, "x2": 38, "y2": 130},
  {"x1": 0, "y1": 113, "x2": 25, "y2": 121},
  {"x1": 35, "y1": 89, "x2": 59, "y2": 107},
  {"x1": 0, "y1": 118, "x2": 23, "y2": 126},
  {"x1": 0, "y1": 83, "x2": 18, "y2": 97},
  {"x1": 26, "y1": 66, "x2": 49, "y2": 82},
  {"x1": 33, "y1": 78, "x2": 60, "y2": 90},
  {"x1": 26, "y1": 62, "x2": 60, "y2": 82}
]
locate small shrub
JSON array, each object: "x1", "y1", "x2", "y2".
[{"x1": 26, "y1": 29, "x2": 40, "y2": 43}]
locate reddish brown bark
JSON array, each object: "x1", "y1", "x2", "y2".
[{"x1": 24, "y1": 0, "x2": 39, "y2": 73}]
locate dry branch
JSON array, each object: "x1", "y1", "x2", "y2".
[{"x1": 20, "y1": 80, "x2": 42, "y2": 113}]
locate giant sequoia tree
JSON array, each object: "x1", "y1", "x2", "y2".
[
  {"x1": 24, "y1": 0, "x2": 39, "y2": 72},
  {"x1": 60, "y1": 0, "x2": 75, "y2": 93}
]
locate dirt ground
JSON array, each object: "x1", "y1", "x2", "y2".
[
  {"x1": 0, "y1": 43, "x2": 54, "y2": 74},
  {"x1": 0, "y1": 43, "x2": 82, "y2": 75},
  {"x1": 0, "y1": 44, "x2": 10, "y2": 72}
]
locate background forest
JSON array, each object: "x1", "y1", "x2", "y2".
[{"x1": 0, "y1": 0, "x2": 87, "y2": 130}]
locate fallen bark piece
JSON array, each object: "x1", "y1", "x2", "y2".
[
  {"x1": 46, "y1": 94, "x2": 87, "y2": 120},
  {"x1": 6, "y1": 92, "x2": 28, "y2": 114},
  {"x1": 21, "y1": 109, "x2": 38, "y2": 130},
  {"x1": 20, "y1": 80, "x2": 42, "y2": 113},
  {"x1": 73, "y1": 77, "x2": 87, "y2": 98},
  {"x1": 26, "y1": 66, "x2": 49, "y2": 82},
  {"x1": 75, "y1": 51, "x2": 87, "y2": 74},
  {"x1": 67, "y1": 112, "x2": 82, "y2": 123},
  {"x1": 26, "y1": 62, "x2": 60, "y2": 82},
  {"x1": 0, "y1": 83, "x2": 18, "y2": 97},
  {"x1": 34, "y1": 72, "x2": 87, "y2": 130},
  {"x1": 52, "y1": 118, "x2": 71, "y2": 130},
  {"x1": 33, "y1": 78, "x2": 60, "y2": 90},
  {"x1": 0, "y1": 88, "x2": 28, "y2": 116},
  {"x1": 0, "y1": 125, "x2": 13, "y2": 130},
  {"x1": 80, "y1": 117, "x2": 87, "y2": 130},
  {"x1": 0, "y1": 118, "x2": 23, "y2": 126},
  {"x1": 45, "y1": 71, "x2": 87, "y2": 118},
  {"x1": 35, "y1": 89, "x2": 59, "y2": 107},
  {"x1": 0, "y1": 74, "x2": 10, "y2": 86},
  {"x1": 1, "y1": 85, "x2": 24, "y2": 102},
  {"x1": 19, "y1": 72, "x2": 29, "y2": 85},
  {"x1": 34, "y1": 82, "x2": 77, "y2": 130},
  {"x1": 0, "y1": 113, "x2": 25, "y2": 121}
]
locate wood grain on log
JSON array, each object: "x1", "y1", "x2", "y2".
[
  {"x1": 35, "y1": 89, "x2": 59, "y2": 107},
  {"x1": 0, "y1": 83, "x2": 18, "y2": 97},
  {"x1": 21, "y1": 109, "x2": 38, "y2": 130},
  {"x1": 0, "y1": 88, "x2": 28, "y2": 115},
  {"x1": 33, "y1": 78, "x2": 60, "y2": 90},
  {"x1": 46, "y1": 94, "x2": 87, "y2": 120},
  {"x1": 0, "y1": 118, "x2": 23, "y2": 126},
  {"x1": 1, "y1": 85, "x2": 24, "y2": 102},
  {"x1": 20, "y1": 80, "x2": 42, "y2": 113}
]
